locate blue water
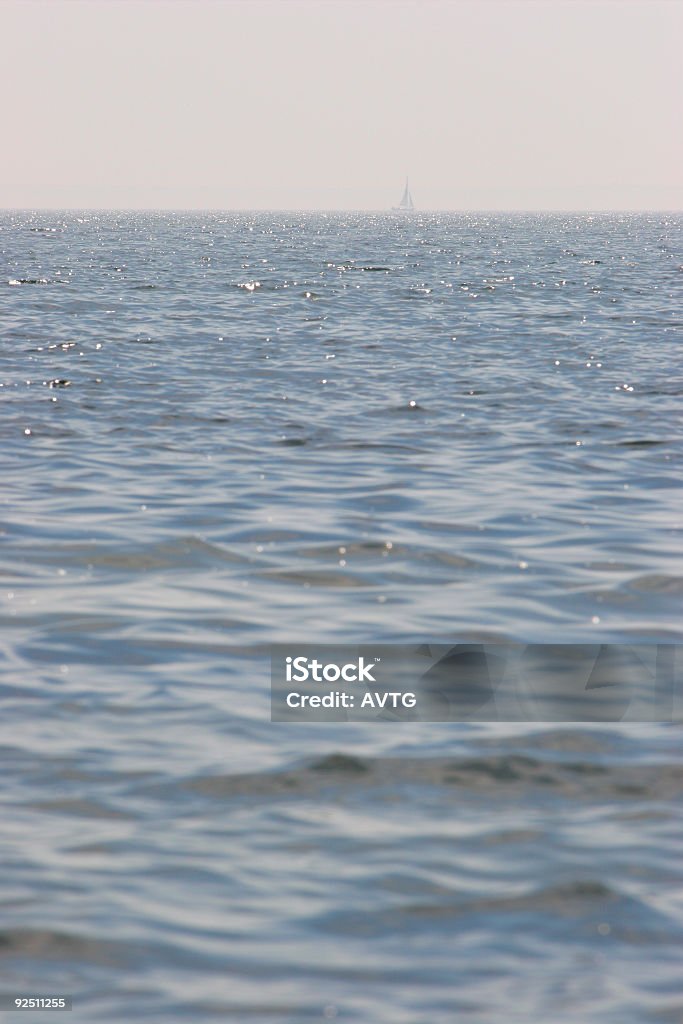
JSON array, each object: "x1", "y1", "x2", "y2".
[{"x1": 1, "y1": 211, "x2": 682, "y2": 1022}]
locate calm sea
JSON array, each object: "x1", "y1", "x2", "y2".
[{"x1": 1, "y1": 211, "x2": 682, "y2": 1022}]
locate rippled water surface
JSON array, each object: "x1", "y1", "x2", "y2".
[{"x1": 1, "y1": 211, "x2": 682, "y2": 1022}]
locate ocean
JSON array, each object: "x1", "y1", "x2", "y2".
[{"x1": 1, "y1": 210, "x2": 681, "y2": 1022}]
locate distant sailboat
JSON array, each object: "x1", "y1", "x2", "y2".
[{"x1": 392, "y1": 177, "x2": 414, "y2": 213}]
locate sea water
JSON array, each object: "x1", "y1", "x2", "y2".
[{"x1": 1, "y1": 211, "x2": 681, "y2": 1022}]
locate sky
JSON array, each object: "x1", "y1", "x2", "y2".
[{"x1": 1, "y1": 0, "x2": 681, "y2": 210}]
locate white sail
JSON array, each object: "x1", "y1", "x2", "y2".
[{"x1": 393, "y1": 177, "x2": 414, "y2": 212}]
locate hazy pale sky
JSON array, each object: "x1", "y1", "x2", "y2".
[{"x1": 2, "y1": 0, "x2": 681, "y2": 209}]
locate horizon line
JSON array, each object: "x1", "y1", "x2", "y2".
[{"x1": 1, "y1": 206, "x2": 682, "y2": 215}]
